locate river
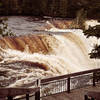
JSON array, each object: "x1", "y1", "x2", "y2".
[{"x1": 0, "y1": 16, "x2": 99, "y2": 88}]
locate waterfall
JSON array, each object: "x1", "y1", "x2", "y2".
[
  {"x1": 0, "y1": 31, "x2": 98, "y2": 87},
  {"x1": 0, "y1": 19, "x2": 99, "y2": 87}
]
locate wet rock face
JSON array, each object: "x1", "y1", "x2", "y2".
[{"x1": 0, "y1": 0, "x2": 99, "y2": 19}]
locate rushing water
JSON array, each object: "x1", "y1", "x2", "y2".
[{"x1": 0, "y1": 16, "x2": 100, "y2": 87}]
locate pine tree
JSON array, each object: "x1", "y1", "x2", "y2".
[
  {"x1": 83, "y1": 24, "x2": 100, "y2": 59},
  {"x1": 0, "y1": 17, "x2": 14, "y2": 37}
]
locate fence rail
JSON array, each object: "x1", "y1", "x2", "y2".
[
  {"x1": 41, "y1": 68, "x2": 100, "y2": 97},
  {"x1": 0, "y1": 68, "x2": 100, "y2": 100},
  {"x1": 41, "y1": 68, "x2": 100, "y2": 83},
  {"x1": 0, "y1": 87, "x2": 40, "y2": 100}
]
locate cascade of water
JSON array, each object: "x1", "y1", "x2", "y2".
[
  {"x1": 0, "y1": 30, "x2": 97, "y2": 75},
  {"x1": 0, "y1": 18, "x2": 100, "y2": 87}
]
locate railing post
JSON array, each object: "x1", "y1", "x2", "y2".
[
  {"x1": 93, "y1": 72, "x2": 96, "y2": 86},
  {"x1": 26, "y1": 94, "x2": 29, "y2": 100},
  {"x1": 67, "y1": 77, "x2": 70, "y2": 93},
  {"x1": 37, "y1": 79, "x2": 40, "y2": 87},
  {"x1": 84, "y1": 95, "x2": 88, "y2": 100},
  {"x1": 7, "y1": 96, "x2": 13, "y2": 100},
  {"x1": 35, "y1": 90, "x2": 40, "y2": 100},
  {"x1": 35, "y1": 79, "x2": 40, "y2": 100},
  {"x1": 91, "y1": 97, "x2": 95, "y2": 100}
]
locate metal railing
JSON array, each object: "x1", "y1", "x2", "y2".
[
  {"x1": 41, "y1": 78, "x2": 68, "y2": 97},
  {"x1": 40, "y1": 68, "x2": 100, "y2": 97},
  {"x1": 1, "y1": 68, "x2": 100, "y2": 100},
  {"x1": 0, "y1": 79, "x2": 40, "y2": 100},
  {"x1": 0, "y1": 87, "x2": 40, "y2": 100}
]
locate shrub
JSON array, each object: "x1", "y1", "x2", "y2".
[{"x1": 0, "y1": 17, "x2": 14, "y2": 37}]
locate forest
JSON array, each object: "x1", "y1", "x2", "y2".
[{"x1": 0, "y1": 0, "x2": 99, "y2": 19}]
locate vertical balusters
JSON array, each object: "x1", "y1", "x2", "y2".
[
  {"x1": 55, "y1": 81, "x2": 57, "y2": 94},
  {"x1": 26, "y1": 94, "x2": 29, "y2": 100},
  {"x1": 61, "y1": 80, "x2": 63, "y2": 92},
  {"x1": 59, "y1": 81, "x2": 61, "y2": 92}
]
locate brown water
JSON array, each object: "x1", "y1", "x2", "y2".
[{"x1": 0, "y1": 16, "x2": 99, "y2": 88}]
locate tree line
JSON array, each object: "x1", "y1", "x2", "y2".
[{"x1": 0, "y1": 0, "x2": 99, "y2": 19}]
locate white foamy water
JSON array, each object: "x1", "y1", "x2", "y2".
[
  {"x1": 85, "y1": 20, "x2": 100, "y2": 29},
  {"x1": 0, "y1": 29, "x2": 99, "y2": 87},
  {"x1": 0, "y1": 18, "x2": 100, "y2": 87}
]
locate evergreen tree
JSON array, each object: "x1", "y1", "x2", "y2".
[
  {"x1": 84, "y1": 24, "x2": 100, "y2": 59},
  {"x1": 0, "y1": 17, "x2": 14, "y2": 37}
]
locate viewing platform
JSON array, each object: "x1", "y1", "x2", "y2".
[
  {"x1": 42, "y1": 84, "x2": 100, "y2": 100},
  {"x1": 1, "y1": 68, "x2": 100, "y2": 100}
]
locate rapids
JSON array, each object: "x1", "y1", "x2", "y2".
[{"x1": 0, "y1": 16, "x2": 99, "y2": 87}]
